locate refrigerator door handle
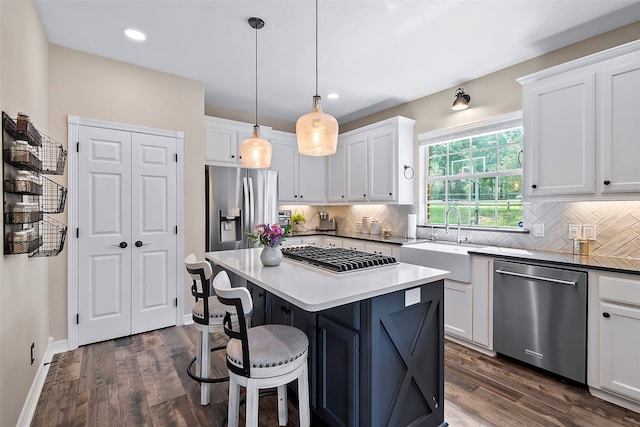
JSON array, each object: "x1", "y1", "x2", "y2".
[
  {"x1": 248, "y1": 177, "x2": 255, "y2": 231},
  {"x1": 243, "y1": 176, "x2": 250, "y2": 241}
]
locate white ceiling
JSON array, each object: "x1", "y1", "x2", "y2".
[{"x1": 36, "y1": 0, "x2": 640, "y2": 124}]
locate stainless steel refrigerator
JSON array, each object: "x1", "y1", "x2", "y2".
[{"x1": 205, "y1": 165, "x2": 278, "y2": 252}]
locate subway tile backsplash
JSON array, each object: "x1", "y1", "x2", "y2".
[{"x1": 279, "y1": 201, "x2": 640, "y2": 259}]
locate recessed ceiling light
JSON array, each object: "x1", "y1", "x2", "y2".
[
  {"x1": 123, "y1": 28, "x2": 146, "y2": 42},
  {"x1": 327, "y1": 93, "x2": 339, "y2": 100}
]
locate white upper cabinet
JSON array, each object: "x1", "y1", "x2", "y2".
[
  {"x1": 519, "y1": 40, "x2": 640, "y2": 200},
  {"x1": 598, "y1": 50, "x2": 640, "y2": 194},
  {"x1": 342, "y1": 116, "x2": 415, "y2": 204},
  {"x1": 345, "y1": 132, "x2": 368, "y2": 202},
  {"x1": 270, "y1": 132, "x2": 299, "y2": 203},
  {"x1": 523, "y1": 70, "x2": 596, "y2": 198},
  {"x1": 269, "y1": 130, "x2": 326, "y2": 204},
  {"x1": 204, "y1": 116, "x2": 272, "y2": 167},
  {"x1": 327, "y1": 142, "x2": 347, "y2": 202}
]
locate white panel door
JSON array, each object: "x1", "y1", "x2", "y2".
[
  {"x1": 298, "y1": 154, "x2": 326, "y2": 203},
  {"x1": 130, "y1": 132, "x2": 177, "y2": 334},
  {"x1": 78, "y1": 127, "x2": 132, "y2": 345},
  {"x1": 270, "y1": 135, "x2": 298, "y2": 203},
  {"x1": 328, "y1": 142, "x2": 346, "y2": 202}
]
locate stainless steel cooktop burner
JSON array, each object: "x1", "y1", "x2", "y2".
[{"x1": 281, "y1": 245, "x2": 398, "y2": 273}]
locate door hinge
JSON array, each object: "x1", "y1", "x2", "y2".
[
  {"x1": 76, "y1": 228, "x2": 79, "y2": 238},
  {"x1": 175, "y1": 298, "x2": 178, "y2": 307},
  {"x1": 76, "y1": 313, "x2": 79, "y2": 324},
  {"x1": 175, "y1": 226, "x2": 178, "y2": 235},
  {"x1": 175, "y1": 153, "x2": 178, "y2": 162},
  {"x1": 76, "y1": 142, "x2": 79, "y2": 152}
]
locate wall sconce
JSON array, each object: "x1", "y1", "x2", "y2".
[{"x1": 451, "y1": 88, "x2": 471, "y2": 111}]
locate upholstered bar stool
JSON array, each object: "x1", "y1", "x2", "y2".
[
  {"x1": 212, "y1": 271, "x2": 310, "y2": 427},
  {"x1": 184, "y1": 254, "x2": 251, "y2": 406}
]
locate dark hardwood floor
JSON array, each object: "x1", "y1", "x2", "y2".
[{"x1": 32, "y1": 325, "x2": 640, "y2": 426}]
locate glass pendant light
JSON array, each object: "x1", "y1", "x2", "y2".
[
  {"x1": 296, "y1": 0, "x2": 339, "y2": 156},
  {"x1": 241, "y1": 17, "x2": 272, "y2": 169}
]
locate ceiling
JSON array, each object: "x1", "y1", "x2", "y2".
[{"x1": 35, "y1": 1, "x2": 640, "y2": 124}]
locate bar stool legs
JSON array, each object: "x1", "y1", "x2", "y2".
[
  {"x1": 197, "y1": 328, "x2": 210, "y2": 405},
  {"x1": 226, "y1": 361, "x2": 310, "y2": 427}
]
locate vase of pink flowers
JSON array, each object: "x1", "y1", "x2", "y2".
[{"x1": 249, "y1": 223, "x2": 285, "y2": 267}]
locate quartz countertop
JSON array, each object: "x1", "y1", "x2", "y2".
[
  {"x1": 470, "y1": 246, "x2": 640, "y2": 275},
  {"x1": 206, "y1": 248, "x2": 449, "y2": 312},
  {"x1": 288, "y1": 230, "x2": 427, "y2": 246}
]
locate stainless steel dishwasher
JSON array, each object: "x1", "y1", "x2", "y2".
[{"x1": 493, "y1": 260, "x2": 587, "y2": 384}]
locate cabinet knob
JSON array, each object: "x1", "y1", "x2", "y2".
[
  {"x1": 239, "y1": 156, "x2": 242, "y2": 160},
  {"x1": 363, "y1": 194, "x2": 366, "y2": 197},
  {"x1": 602, "y1": 312, "x2": 610, "y2": 318},
  {"x1": 294, "y1": 195, "x2": 298, "y2": 198},
  {"x1": 389, "y1": 192, "x2": 392, "y2": 196},
  {"x1": 231, "y1": 155, "x2": 235, "y2": 159},
  {"x1": 603, "y1": 180, "x2": 611, "y2": 185},
  {"x1": 531, "y1": 184, "x2": 537, "y2": 189},
  {"x1": 300, "y1": 195, "x2": 303, "y2": 199},
  {"x1": 341, "y1": 195, "x2": 344, "y2": 198}
]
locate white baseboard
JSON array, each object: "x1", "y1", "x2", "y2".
[
  {"x1": 445, "y1": 335, "x2": 497, "y2": 357},
  {"x1": 590, "y1": 387, "x2": 640, "y2": 414},
  {"x1": 183, "y1": 314, "x2": 193, "y2": 325},
  {"x1": 16, "y1": 338, "x2": 69, "y2": 427}
]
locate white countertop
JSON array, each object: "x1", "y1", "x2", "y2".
[{"x1": 206, "y1": 248, "x2": 449, "y2": 312}]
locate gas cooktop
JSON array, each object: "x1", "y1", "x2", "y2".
[{"x1": 281, "y1": 245, "x2": 398, "y2": 274}]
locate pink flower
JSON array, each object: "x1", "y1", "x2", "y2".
[{"x1": 248, "y1": 223, "x2": 286, "y2": 248}]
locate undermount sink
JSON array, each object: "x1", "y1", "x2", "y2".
[{"x1": 400, "y1": 241, "x2": 480, "y2": 283}]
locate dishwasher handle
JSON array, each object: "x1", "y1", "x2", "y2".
[{"x1": 495, "y1": 269, "x2": 577, "y2": 286}]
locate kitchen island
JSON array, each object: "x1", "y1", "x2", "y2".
[{"x1": 207, "y1": 248, "x2": 449, "y2": 427}]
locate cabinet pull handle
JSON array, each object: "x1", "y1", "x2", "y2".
[
  {"x1": 531, "y1": 184, "x2": 537, "y2": 189},
  {"x1": 603, "y1": 180, "x2": 611, "y2": 185},
  {"x1": 602, "y1": 312, "x2": 610, "y2": 318}
]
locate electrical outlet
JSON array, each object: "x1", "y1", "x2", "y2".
[
  {"x1": 30, "y1": 343, "x2": 35, "y2": 365},
  {"x1": 583, "y1": 224, "x2": 597, "y2": 240},
  {"x1": 569, "y1": 224, "x2": 582, "y2": 239},
  {"x1": 533, "y1": 223, "x2": 545, "y2": 238}
]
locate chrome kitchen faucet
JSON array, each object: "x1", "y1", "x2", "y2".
[{"x1": 445, "y1": 206, "x2": 468, "y2": 244}]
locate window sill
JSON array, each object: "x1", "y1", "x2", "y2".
[{"x1": 419, "y1": 224, "x2": 530, "y2": 234}]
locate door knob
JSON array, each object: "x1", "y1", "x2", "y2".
[
  {"x1": 111, "y1": 241, "x2": 128, "y2": 248},
  {"x1": 135, "y1": 241, "x2": 150, "y2": 247}
]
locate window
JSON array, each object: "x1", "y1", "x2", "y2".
[{"x1": 419, "y1": 112, "x2": 523, "y2": 228}]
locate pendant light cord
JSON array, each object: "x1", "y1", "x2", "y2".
[
  {"x1": 315, "y1": 0, "x2": 319, "y2": 97},
  {"x1": 255, "y1": 22, "x2": 259, "y2": 126}
]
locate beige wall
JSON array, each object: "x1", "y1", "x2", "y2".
[
  {"x1": 47, "y1": 45, "x2": 205, "y2": 340},
  {"x1": 341, "y1": 21, "x2": 640, "y2": 135},
  {"x1": 0, "y1": 1, "x2": 50, "y2": 425}
]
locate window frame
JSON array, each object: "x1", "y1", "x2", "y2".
[{"x1": 418, "y1": 111, "x2": 523, "y2": 229}]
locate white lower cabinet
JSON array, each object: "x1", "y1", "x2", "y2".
[
  {"x1": 444, "y1": 280, "x2": 473, "y2": 341},
  {"x1": 599, "y1": 301, "x2": 640, "y2": 401},
  {"x1": 443, "y1": 256, "x2": 493, "y2": 351},
  {"x1": 343, "y1": 239, "x2": 365, "y2": 252},
  {"x1": 589, "y1": 271, "x2": 640, "y2": 409},
  {"x1": 323, "y1": 237, "x2": 343, "y2": 248}
]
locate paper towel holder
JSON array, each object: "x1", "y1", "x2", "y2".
[{"x1": 403, "y1": 165, "x2": 414, "y2": 180}]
